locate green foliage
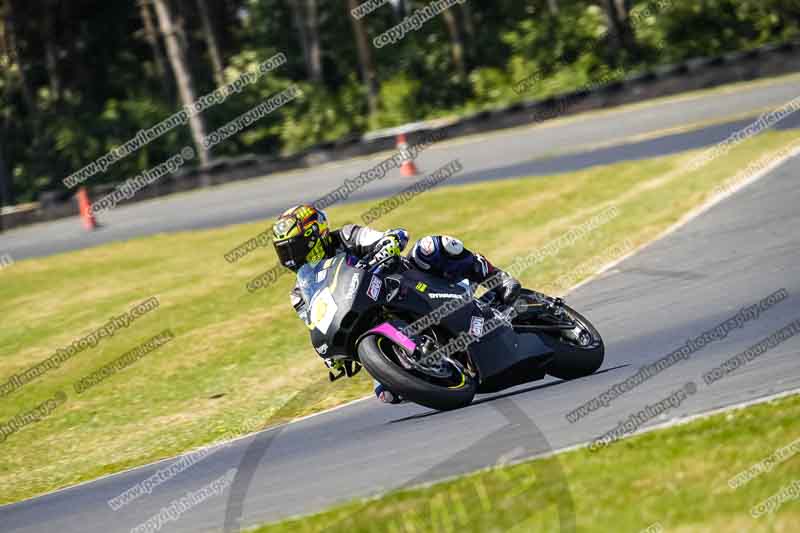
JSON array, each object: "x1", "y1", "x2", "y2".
[
  {"x1": 370, "y1": 74, "x2": 423, "y2": 129},
  {"x1": 1, "y1": 0, "x2": 798, "y2": 202},
  {"x1": 503, "y1": 5, "x2": 607, "y2": 77},
  {"x1": 466, "y1": 67, "x2": 515, "y2": 110},
  {"x1": 634, "y1": 0, "x2": 800, "y2": 63},
  {"x1": 279, "y1": 79, "x2": 366, "y2": 152}
]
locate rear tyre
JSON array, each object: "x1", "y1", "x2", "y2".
[
  {"x1": 543, "y1": 305, "x2": 604, "y2": 380},
  {"x1": 515, "y1": 290, "x2": 604, "y2": 380},
  {"x1": 358, "y1": 335, "x2": 477, "y2": 411}
]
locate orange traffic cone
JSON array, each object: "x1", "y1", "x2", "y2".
[
  {"x1": 76, "y1": 187, "x2": 97, "y2": 231},
  {"x1": 396, "y1": 133, "x2": 419, "y2": 177}
]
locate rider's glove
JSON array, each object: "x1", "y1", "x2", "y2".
[
  {"x1": 325, "y1": 358, "x2": 346, "y2": 381},
  {"x1": 325, "y1": 359, "x2": 362, "y2": 381},
  {"x1": 370, "y1": 234, "x2": 403, "y2": 265},
  {"x1": 325, "y1": 358, "x2": 345, "y2": 372},
  {"x1": 290, "y1": 286, "x2": 307, "y2": 318},
  {"x1": 493, "y1": 270, "x2": 521, "y2": 306}
]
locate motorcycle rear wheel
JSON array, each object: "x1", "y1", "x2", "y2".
[{"x1": 515, "y1": 290, "x2": 605, "y2": 380}]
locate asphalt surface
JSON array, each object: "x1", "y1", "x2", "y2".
[
  {"x1": 1, "y1": 74, "x2": 799, "y2": 261},
  {"x1": 2, "y1": 126, "x2": 800, "y2": 532}
]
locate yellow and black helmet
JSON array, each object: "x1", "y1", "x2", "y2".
[{"x1": 272, "y1": 204, "x2": 330, "y2": 271}]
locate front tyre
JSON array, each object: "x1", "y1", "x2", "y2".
[{"x1": 358, "y1": 335, "x2": 477, "y2": 411}]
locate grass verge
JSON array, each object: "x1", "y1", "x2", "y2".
[
  {"x1": 0, "y1": 129, "x2": 797, "y2": 504},
  {"x1": 252, "y1": 393, "x2": 800, "y2": 532}
]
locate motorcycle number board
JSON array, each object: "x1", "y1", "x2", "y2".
[{"x1": 310, "y1": 288, "x2": 338, "y2": 334}]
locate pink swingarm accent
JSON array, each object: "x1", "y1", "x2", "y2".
[{"x1": 367, "y1": 323, "x2": 417, "y2": 353}]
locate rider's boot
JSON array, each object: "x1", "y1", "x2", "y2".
[{"x1": 374, "y1": 379, "x2": 404, "y2": 404}]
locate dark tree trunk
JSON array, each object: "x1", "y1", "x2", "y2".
[
  {"x1": 138, "y1": 0, "x2": 172, "y2": 99},
  {"x1": 306, "y1": 0, "x2": 323, "y2": 83},
  {"x1": 196, "y1": 0, "x2": 225, "y2": 87},
  {"x1": 43, "y1": 0, "x2": 62, "y2": 100},
  {"x1": 152, "y1": 0, "x2": 210, "y2": 165},
  {"x1": 288, "y1": 0, "x2": 323, "y2": 82},
  {"x1": 61, "y1": 0, "x2": 89, "y2": 96},
  {"x1": 346, "y1": 0, "x2": 379, "y2": 116},
  {"x1": 442, "y1": 7, "x2": 467, "y2": 76},
  {"x1": 288, "y1": 0, "x2": 311, "y2": 77},
  {"x1": 460, "y1": 2, "x2": 475, "y2": 39},
  {"x1": 603, "y1": 0, "x2": 637, "y2": 59},
  {"x1": 3, "y1": 0, "x2": 35, "y2": 112},
  {"x1": 0, "y1": 146, "x2": 11, "y2": 225}
]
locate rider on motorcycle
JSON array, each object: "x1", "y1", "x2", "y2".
[{"x1": 272, "y1": 204, "x2": 521, "y2": 404}]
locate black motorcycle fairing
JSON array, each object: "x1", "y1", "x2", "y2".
[
  {"x1": 297, "y1": 252, "x2": 565, "y2": 391},
  {"x1": 382, "y1": 267, "x2": 483, "y2": 330},
  {"x1": 376, "y1": 268, "x2": 555, "y2": 390},
  {"x1": 471, "y1": 328, "x2": 552, "y2": 393},
  {"x1": 298, "y1": 255, "x2": 372, "y2": 358}
]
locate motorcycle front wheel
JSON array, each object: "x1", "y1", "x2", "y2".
[{"x1": 358, "y1": 335, "x2": 477, "y2": 411}]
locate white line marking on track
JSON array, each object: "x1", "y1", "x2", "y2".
[{"x1": 565, "y1": 144, "x2": 800, "y2": 294}]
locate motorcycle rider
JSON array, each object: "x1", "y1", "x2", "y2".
[{"x1": 272, "y1": 204, "x2": 521, "y2": 404}]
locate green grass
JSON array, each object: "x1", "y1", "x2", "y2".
[
  {"x1": 252, "y1": 393, "x2": 800, "y2": 533},
  {"x1": 0, "y1": 129, "x2": 797, "y2": 504}
]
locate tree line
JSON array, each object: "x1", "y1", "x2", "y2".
[{"x1": 1, "y1": 0, "x2": 798, "y2": 204}]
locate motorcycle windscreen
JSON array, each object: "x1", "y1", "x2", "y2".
[{"x1": 297, "y1": 257, "x2": 331, "y2": 307}]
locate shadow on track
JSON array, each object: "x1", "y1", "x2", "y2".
[
  {"x1": 222, "y1": 376, "x2": 579, "y2": 532},
  {"x1": 388, "y1": 364, "x2": 630, "y2": 424}
]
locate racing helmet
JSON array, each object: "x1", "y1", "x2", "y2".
[{"x1": 272, "y1": 204, "x2": 330, "y2": 271}]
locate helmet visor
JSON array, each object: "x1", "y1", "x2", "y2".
[{"x1": 274, "y1": 236, "x2": 311, "y2": 271}]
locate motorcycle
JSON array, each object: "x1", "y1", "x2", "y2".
[{"x1": 297, "y1": 250, "x2": 604, "y2": 411}]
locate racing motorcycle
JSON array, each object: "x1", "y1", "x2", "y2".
[{"x1": 298, "y1": 250, "x2": 604, "y2": 411}]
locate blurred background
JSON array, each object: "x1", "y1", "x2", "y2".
[{"x1": 1, "y1": 0, "x2": 800, "y2": 205}]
